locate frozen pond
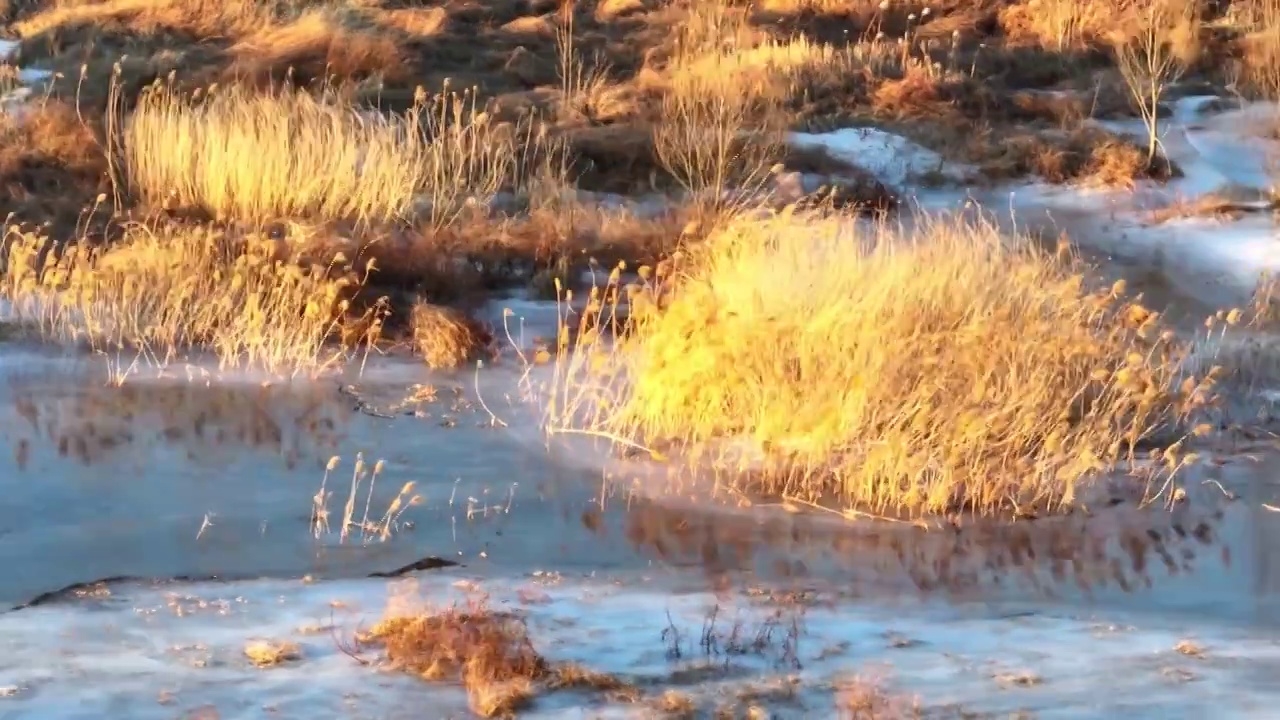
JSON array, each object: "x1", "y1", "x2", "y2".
[
  {"x1": 2, "y1": 40, "x2": 1280, "y2": 712},
  {"x1": 2, "y1": 332, "x2": 1280, "y2": 717}
]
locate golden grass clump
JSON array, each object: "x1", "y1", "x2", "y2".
[
  {"x1": 124, "y1": 83, "x2": 522, "y2": 227},
  {"x1": 410, "y1": 301, "x2": 486, "y2": 370},
  {"x1": 243, "y1": 639, "x2": 301, "y2": 667},
  {"x1": 0, "y1": 223, "x2": 377, "y2": 375},
  {"x1": 369, "y1": 598, "x2": 546, "y2": 718},
  {"x1": 546, "y1": 210, "x2": 1210, "y2": 517}
]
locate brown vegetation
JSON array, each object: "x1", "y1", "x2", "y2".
[
  {"x1": 0, "y1": 0, "x2": 1273, "y2": 376},
  {"x1": 410, "y1": 300, "x2": 489, "y2": 370},
  {"x1": 367, "y1": 595, "x2": 640, "y2": 718}
]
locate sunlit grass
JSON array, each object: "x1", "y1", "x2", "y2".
[
  {"x1": 124, "y1": 82, "x2": 526, "y2": 227},
  {"x1": 541, "y1": 209, "x2": 1212, "y2": 517},
  {"x1": 0, "y1": 222, "x2": 381, "y2": 375}
]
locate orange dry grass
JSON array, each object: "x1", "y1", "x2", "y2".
[
  {"x1": 1238, "y1": 0, "x2": 1280, "y2": 99},
  {"x1": 544, "y1": 210, "x2": 1208, "y2": 517},
  {"x1": 0, "y1": 223, "x2": 377, "y2": 375},
  {"x1": 124, "y1": 83, "x2": 521, "y2": 226},
  {"x1": 998, "y1": 0, "x2": 1128, "y2": 51},
  {"x1": 370, "y1": 598, "x2": 547, "y2": 718},
  {"x1": 410, "y1": 300, "x2": 486, "y2": 369},
  {"x1": 228, "y1": 8, "x2": 409, "y2": 83},
  {"x1": 12, "y1": 0, "x2": 290, "y2": 40}
]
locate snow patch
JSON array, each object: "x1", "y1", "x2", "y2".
[{"x1": 789, "y1": 127, "x2": 972, "y2": 188}]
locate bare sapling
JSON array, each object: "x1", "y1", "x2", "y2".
[{"x1": 1112, "y1": 0, "x2": 1200, "y2": 165}]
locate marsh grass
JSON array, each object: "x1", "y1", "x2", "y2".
[
  {"x1": 653, "y1": 5, "x2": 785, "y2": 219},
  {"x1": 11, "y1": 0, "x2": 296, "y2": 40},
  {"x1": 536, "y1": 209, "x2": 1211, "y2": 517},
  {"x1": 124, "y1": 82, "x2": 528, "y2": 227},
  {"x1": 410, "y1": 300, "x2": 486, "y2": 370},
  {"x1": 0, "y1": 222, "x2": 380, "y2": 375},
  {"x1": 1236, "y1": 0, "x2": 1280, "y2": 100},
  {"x1": 312, "y1": 453, "x2": 423, "y2": 544}
]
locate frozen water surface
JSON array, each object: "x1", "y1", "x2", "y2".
[{"x1": 0, "y1": 61, "x2": 1279, "y2": 715}]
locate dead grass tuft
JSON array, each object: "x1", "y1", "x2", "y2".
[
  {"x1": 836, "y1": 675, "x2": 922, "y2": 719},
  {"x1": 0, "y1": 99, "x2": 107, "y2": 202},
  {"x1": 542, "y1": 209, "x2": 1208, "y2": 517},
  {"x1": 998, "y1": 0, "x2": 1128, "y2": 51},
  {"x1": 227, "y1": 8, "x2": 409, "y2": 84},
  {"x1": 124, "y1": 83, "x2": 524, "y2": 227},
  {"x1": 410, "y1": 300, "x2": 487, "y2": 370},
  {"x1": 654, "y1": 689, "x2": 697, "y2": 718},
  {"x1": 243, "y1": 639, "x2": 301, "y2": 667},
  {"x1": 0, "y1": 222, "x2": 379, "y2": 375},
  {"x1": 369, "y1": 597, "x2": 547, "y2": 718},
  {"x1": 376, "y1": 6, "x2": 449, "y2": 39}
]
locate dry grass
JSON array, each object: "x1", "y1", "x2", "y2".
[
  {"x1": 653, "y1": 689, "x2": 697, "y2": 718},
  {"x1": 226, "y1": 8, "x2": 409, "y2": 84},
  {"x1": 1236, "y1": 0, "x2": 1280, "y2": 99},
  {"x1": 312, "y1": 454, "x2": 424, "y2": 544},
  {"x1": 369, "y1": 597, "x2": 547, "y2": 718},
  {"x1": 12, "y1": 0, "x2": 294, "y2": 40},
  {"x1": 0, "y1": 222, "x2": 379, "y2": 375},
  {"x1": 243, "y1": 639, "x2": 301, "y2": 667},
  {"x1": 653, "y1": 6, "x2": 785, "y2": 216},
  {"x1": 999, "y1": 0, "x2": 1131, "y2": 51},
  {"x1": 0, "y1": 99, "x2": 107, "y2": 198},
  {"x1": 410, "y1": 300, "x2": 486, "y2": 370},
  {"x1": 123, "y1": 82, "x2": 527, "y2": 227},
  {"x1": 367, "y1": 590, "x2": 645, "y2": 717},
  {"x1": 836, "y1": 676, "x2": 922, "y2": 719},
  {"x1": 542, "y1": 209, "x2": 1210, "y2": 517}
]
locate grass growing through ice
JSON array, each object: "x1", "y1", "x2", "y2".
[
  {"x1": 0, "y1": 222, "x2": 381, "y2": 375},
  {"x1": 312, "y1": 453, "x2": 423, "y2": 544},
  {"x1": 541, "y1": 209, "x2": 1213, "y2": 517},
  {"x1": 124, "y1": 82, "x2": 524, "y2": 227}
]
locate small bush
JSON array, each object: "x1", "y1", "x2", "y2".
[{"x1": 544, "y1": 210, "x2": 1208, "y2": 517}]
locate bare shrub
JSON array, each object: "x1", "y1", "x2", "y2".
[
  {"x1": 653, "y1": 5, "x2": 784, "y2": 218},
  {"x1": 1111, "y1": 0, "x2": 1199, "y2": 164}
]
